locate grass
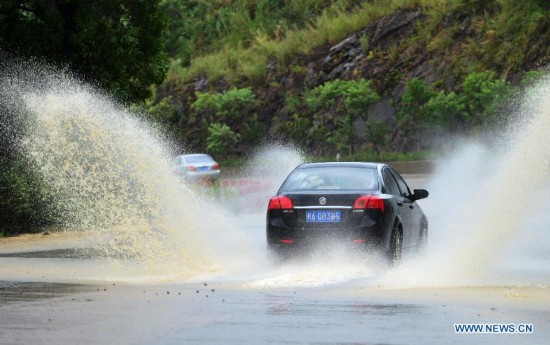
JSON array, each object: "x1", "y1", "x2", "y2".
[
  {"x1": 167, "y1": 0, "x2": 455, "y2": 84},
  {"x1": 386, "y1": 43, "x2": 400, "y2": 62},
  {"x1": 426, "y1": 25, "x2": 457, "y2": 52},
  {"x1": 359, "y1": 32, "x2": 369, "y2": 50},
  {"x1": 161, "y1": 0, "x2": 548, "y2": 178},
  {"x1": 165, "y1": 0, "x2": 547, "y2": 92}
]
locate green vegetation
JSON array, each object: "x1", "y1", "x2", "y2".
[
  {"x1": 397, "y1": 77, "x2": 436, "y2": 146},
  {"x1": 394, "y1": 72, "x2": 517, "y2": 148},
  {"x1": 162, "y1": 0, "x2": 548, "y2": 84},
  {"x1": 456, "y1": 0, "x2": 549, "y2": 77},
  {"x1": 309, "y1": 150, "x2": 433, "y2": 164},
  {"x1": 165, "y1": 0, "x2": 444, "y2": 82},
  {"x1": 306, "y1": 79, "x2": 379, "y2": 155},
  {"x1": 1, "y1": 0, "x2": 548, "y2": 234},
  {"x1": 0, "y1": 157, "x2": 59, "y2": 235},
  {"x1": 0, "y1": 0, "x2": 168, "y2": 101},
  {"x1": 161, "y1": 0, "x2": 349, "y2": 64},
  {"x1": 141, "y1": 97, "x2": 177, "y2": 123},
  {"x1": 154, "y1": 0, "x2": 548, "y2": 161},
  {"x1": 399, "y1": 72, "x2": 512, "y2": 130},
  {"x1": 192, "y1": 87, "x2": 256, "y2": 125},
  {"x1": 206, "y1": 123, "x2": 241, "y2": 156},
  {"x1": 191, "y1": 87, "x2": 258, "y2": 154}
]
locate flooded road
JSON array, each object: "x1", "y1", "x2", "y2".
[
  {"x1": 1, "y1": 176, "x2": 550, "y2": 345},
  {"x1": 2, "y1": 64, "x2": 550, "y2": 344},
  {"x1": 2, "y1": 280, "x2": 549, "y2": 345}
]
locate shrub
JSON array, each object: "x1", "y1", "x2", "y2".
[
  {"x1": 206, "y1": 123, "x2": 240, "y2": 156},
  {"x1": 241, "y1": 114, "x2": 266, "y2": 146},
  {"x1": 306, "y1": 78, "x2": 379, "y2": 155},
  {"x1": 398, "y1": 72, "x2": 511, "y2": 138},
  {"x1": 142, "y1": 97, "x2": 176, "y2": 123},
  {"x1": 458, "y1": 71, "x2": 510, "y2": 126},
  {"x1": 425, "y1": 91, "x2": 466, "y2": 128},
  {"x1": 0, "y1": 157, "x2": 59, "y2": 234},
  {"x1": 399, "y1": 77, "x2": 435, "y2": 122},
  {"x1": 396, "y1": 78, "x2": 436, "y2": 146},
  {"x1": 192, "y1": 87, "x2": 255, "y2": 124}
]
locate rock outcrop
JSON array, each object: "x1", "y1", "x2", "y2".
[{"x1": 156, "y1": 6, "x2": 548, "y2": 153}]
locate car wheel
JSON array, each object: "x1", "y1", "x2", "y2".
[{"x1": 388, "y1": 226, "x2": 403, "y2": 265}]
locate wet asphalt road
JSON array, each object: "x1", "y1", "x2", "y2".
[
  {"x1": 1, "y1": 175, "x2": 550, "y2": 344},
  {"x1": 1, "y1": 279, "x2": 549, "y2": 344}
]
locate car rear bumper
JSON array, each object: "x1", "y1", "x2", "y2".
[{"x1": 266, "y1": 223, "x2": 387, "y2": 250}]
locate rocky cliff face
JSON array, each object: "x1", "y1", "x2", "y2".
[{"x1": 157, "y1": 6, "x2": 549, "y2": 154}]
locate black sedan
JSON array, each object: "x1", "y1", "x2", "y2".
[{"x1": 266, "y1": 162, "x2": 429, "y2": 263}]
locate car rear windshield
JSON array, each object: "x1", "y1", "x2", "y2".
[
  {"x1": 184, "y1": 154, "x2": 214, "y2": 164},
  {"x1": 280, "y1": 166, "x2": 379, "y2": 191}
]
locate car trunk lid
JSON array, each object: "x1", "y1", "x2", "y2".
[{"x1": 280, "y1": 191, "x2": 375, "y2": 228}]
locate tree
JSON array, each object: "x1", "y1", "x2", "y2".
[
  {"x1": 398, "y1": 77, "x2": 435, "y2": 123},
  {"x1": 396, "y1": 77, "x2": 435, "y2": 150},
  {"x1": 191, "y1": 87, "x2": 256, "y2": 151},
  {"x1": 206, "y1": 123, "x2": 240, "y2": 156},
  {"x1": 306, "y1": 79, "x2": 379, "y2": 155},
  {"x1": 425, "y1": 91, "x2": 466, "y2": 129},
  {"x1": 0, "y1": 0, "x2": 168, "y2": 101},
  {"x1": 192, "y1": 87, "x2": 255, "y2": 123},
  {"x1": 458, "y1": 71, "x2": 509, "y2": 126}
]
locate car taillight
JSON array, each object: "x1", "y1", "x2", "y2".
[
  {"x1": 187, "y1": 165, "x2": 197, "y2": 171},
  {"x1": 353, "y1": 195, "x2": 384, "y2": 212},
  {"x1": 212, "y1": 163, "x2": 220, "y2": 169},
  {"x1": 267, "y1": 196, "x2": 294, "y2": 210}
]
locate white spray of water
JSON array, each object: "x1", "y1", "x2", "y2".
[
  {"x1": 238, "y1": 75, "x2": 550, "y2": 290},
  {"x1": 1, "y1": 65, "x2": 222, "y2": 280},
  {"x1": 0, "y1": 63, "x2": 310, "y2": 283},
  {"x1": 233, "y1": 143, "x2": 305, "y2": 211},
  {"x1": 196, "y1": 144, "x2": 306, "y2": 277},
  {"x1": 3, "y1": 61, "x2": 549, "y2": 290},
  {"x1": 384, "y1": 75, "x2": 550, "y2": 287}
]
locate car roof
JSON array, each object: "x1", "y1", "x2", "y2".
[{"x1": 296, "y1": 162, "x2": 384, "y2": 169}]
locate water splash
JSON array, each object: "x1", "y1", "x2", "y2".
[
  {"x1": 233, "y1": 144, "x2": 304, "y2": 211},
  {"x1": 385, "y1": 74, "x2": 550, "y2": 287},
  {"x1": 2, "y1": 60, "x2": 549, "y2": 290},
  {"x1": 1, "y1": 62, "x2": 215, "y2": 278},
  {"x1": 199, "y1": 144, "x2": 306, "y2": 276}
]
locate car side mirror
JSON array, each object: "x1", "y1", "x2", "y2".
[{"x1": 412, "y1": 189, "x2": 429, "y2": 201}]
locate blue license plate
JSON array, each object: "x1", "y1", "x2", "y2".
[
  {"x1": 198, "y1": 166, "x2": 210, "y2": 171},
  {"x1": 305, "y1": 210, "x2": 341, "y2": 223}
]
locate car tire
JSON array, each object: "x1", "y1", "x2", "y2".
[{"x1": 388, "y1": 226, "x2": 403, "y2": 266}]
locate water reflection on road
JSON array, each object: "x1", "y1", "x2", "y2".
[{"x1": 1, "y1": 279, "x2": 549, "y2": 345}]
